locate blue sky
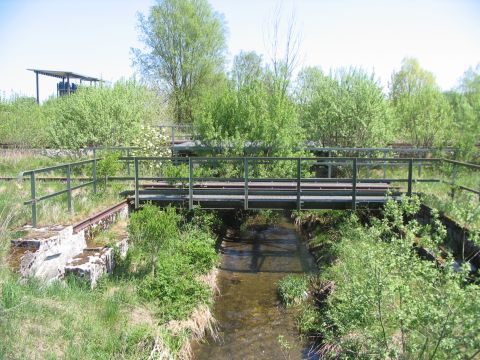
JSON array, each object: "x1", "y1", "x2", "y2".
[{"x1": 0, "y1": 0, "x2": 479, "y2": 101}]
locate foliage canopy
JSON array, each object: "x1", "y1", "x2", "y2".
[{"x1": 134, "y1": 0, "x2": 227, "y2": 124}]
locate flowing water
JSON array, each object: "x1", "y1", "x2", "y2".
[{"x1": 193, "y1": 217, "x2": 318, "y2": 360}]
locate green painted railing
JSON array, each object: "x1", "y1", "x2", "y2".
[
  {"x1": 19, "y1": 158, "x2": 99, "y2": 227},
  {"x1": 18, "y1": 152, "x2": 480, "y2": 226},
  {"x1": 126, "y1": 156, "x2": 428, "y2": 212}
]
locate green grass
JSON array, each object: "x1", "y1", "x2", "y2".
[
  {"x1": 0, "y1": 180, "x2": 126, "y2": 229},
  {"x1": 0, "y1": 152, "x2": 63, "y2": 177},
  {"x1": 0, "y1": 206, "x2": 220, "y2": 359},
  {"x1": 0, "y1": 275, "x2": 158, "y2": 360}
]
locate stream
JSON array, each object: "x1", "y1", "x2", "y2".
[{"x1": 193, "y1": 217, "x2": 318, "y2": 359}]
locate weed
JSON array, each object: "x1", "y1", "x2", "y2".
[{"x1": 278, "y1": 275, "x2": 309, "y2": 307}]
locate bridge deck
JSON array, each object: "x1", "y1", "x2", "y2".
[{"x1": 128, "y1": 180, "x2": 399, "y2": 210}]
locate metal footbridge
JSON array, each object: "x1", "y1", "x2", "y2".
[
  {"x1": 19, "y1": 152, "x2": 480, "y2": 226},
  {"x1": 122, "y1": 156, "x2": 421, "y2": 211}
]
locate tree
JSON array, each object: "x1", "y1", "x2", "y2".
[
  {"x1": 231, "y1": 51, "x2": 264, "y2": 91},
  {"x1": 264, "y1": 5, "x2": 302, "y2": 98},
  {"x1": 133, "y1": 0, "x2": 227, "y2": 124},
  {"x1": 443, "y1": 64, "x2": 480, "y2": 156},
  {"x1": 390, "y1": 58, "x2": 452, "y2": 147},
  {"x1": 460, "y1": 64, "x2": 480, "y2": 103},
  {"x1": 297, "y1": 67, "x2": 391, "y2": 147},
  {"x1": 445, "y1": 91, "x2": 478, "y2": 157}
]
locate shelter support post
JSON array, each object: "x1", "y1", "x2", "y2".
[{"x1": 35, "y1": 71, "x2": 39, "y2": 104}]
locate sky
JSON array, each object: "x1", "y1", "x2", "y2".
[{"x1": 0, "y1": 0, "x2": 479, "y2": 102}]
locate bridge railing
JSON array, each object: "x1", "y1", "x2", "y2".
[
  {"x1": 19, "y1": 158, "x2": 100, "y2": 227},
  {"x1": 18, "y1": 155, "x2": 480, "y2": 226},
  {"x1": 158, "y1": 124, "x2": 194, "y2": 147},
  {"x1": 125, "y1": 156, "x2": 444, "y2": 211}
]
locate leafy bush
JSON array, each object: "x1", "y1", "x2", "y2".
[
  {"x1": 278, "y1": 275, "x2": 308, "y2": 307},
  {"x1": 0, "y1": 96, "x2": 49, "y2": 147},
  {"x1": 128, "y1": 205, "x2": 218, "y2": 323},
  {"x1": 313, "y1": 198, "x2": 480, "y2": 359},
  {"x1": 47, "y1": 80, "x2": 165, "y2": 148},
  {"x1": 129, "y1": 205, "x2": 180, "y2": 274},
  {"x1": 96, "y1": 152, "x2": 122, "y2": 187},
  {"x1": 131, "y1": 124, "x2": 170, "y2": 159},
  {"x1": 196, "y1": 68, "x2": 305, "y2": 161},
  {"x1": 296, "y1": 67, "x2": 392, "y2": 147},
  {"x1": 138, "y1": 254, "x2": 211, "y2": 321},
  {"x1": 180, "y1": 227, "x2": 219, "y2": 274},
  {"x1": 185, "y1": 207, "x2": 222, "y2": 234}
]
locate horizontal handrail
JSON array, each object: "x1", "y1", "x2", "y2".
[
  {"x1": 20, "y1": 158, "x2": 100, "y2": 176},
  {"x1": 443, "y1": 158, "x2": 480, "y2": 170},
  {"x1": 118, "y1": 155, "x2": 443, "y2": 162}
]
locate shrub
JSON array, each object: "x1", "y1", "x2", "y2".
[
  {"x1": 316, "y1": 198, "x2": 480, "y2": 359},
  {"x1": 47, "y1": 80, "x2": 165, "y2": 148},
  {"x1": 96, "y1": 152, "x2": 122, "y2": 188},
  {"x1": 0, "y1": 96, "x2": 49, "y2": 147},
  {"x1": 278, "y1": 275, "x2": 309, "y2": 307},
  {"x1": 180, "y1": 227, "x2": 219, "y2": 274},
  {"x1": 129, "y1": 205, "x2": 180, "y2": 274},
  {"x1": 138, "y1": 254, "x2": 211, "y2": 321}
]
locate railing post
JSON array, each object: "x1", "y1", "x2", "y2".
[
  {"x1": 407, "y1": 159, "x2": 413, "y2": 197},
  {"x1": 127, "y1": 148, "x2": 131, "y2": 176},
  {"x1": 451, "y1": 162, "x2": 457, "y2": 200},
  {"x1": 244, "y1": 158, "x2": 248, "y2": 210},
  {"x1": 92, "y1": 150, "x2": 97, "y2": 194},
  {"x1": 297, "y1": 158, "x2": 301, "y2": 211},
  {"x1": 189, "y1": 157, "x2": 193, "y2": 210},
  {"x1": 417, "y1": 150, "x2": 422, "y2": 177},
  {"x1": 366, "y1": 150, "x2": 371, "y2": 178},
  {"x1": 30, "y1": 172, "x2": 37, "y2": 227},
  {"x1": 383, "y1": 150, "x2": 387, "y2": 179},
  {"x1": 352, "y1": 158, "x2": 357, "y2": 210},
  {"x1": 67, "y1": 165, "x2": 72, "y2": 213},
  {"x1": 327, "y1": 150, "x2": 332, "y2": 178},
  {"x1": 171, "y1": 126, "x2": 175, "y2": 148},
  {"x1": 134, "y1": 158, "x2": 139, "y2": 209}
]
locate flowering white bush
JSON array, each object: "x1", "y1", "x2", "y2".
[
  {"x1": 132, "y1": 124, "x2": 170, "y2": 157},
  {"x1": 131, "y1": 124, "x2": 171, "y2": 171}
]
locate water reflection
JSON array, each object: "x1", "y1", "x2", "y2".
[{"x1": 193, "y1": 219, "x2": 318, "y2": 360}]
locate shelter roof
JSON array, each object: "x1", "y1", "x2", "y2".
[{"x1": 27, "y1": 69, "x2": 102, "y2": 82}]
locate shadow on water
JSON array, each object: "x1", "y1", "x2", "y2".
[{"x1": 192, "y1": 217, "x2": 319, "y2": 360}]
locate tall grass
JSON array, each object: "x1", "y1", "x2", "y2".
[{"x1": 0, "y1": 205, "x2": 220, "y2": 359}]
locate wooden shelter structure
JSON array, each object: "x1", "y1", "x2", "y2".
[{"x1": 27, "y1": 69, "x2": 102, "y2": 104}]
